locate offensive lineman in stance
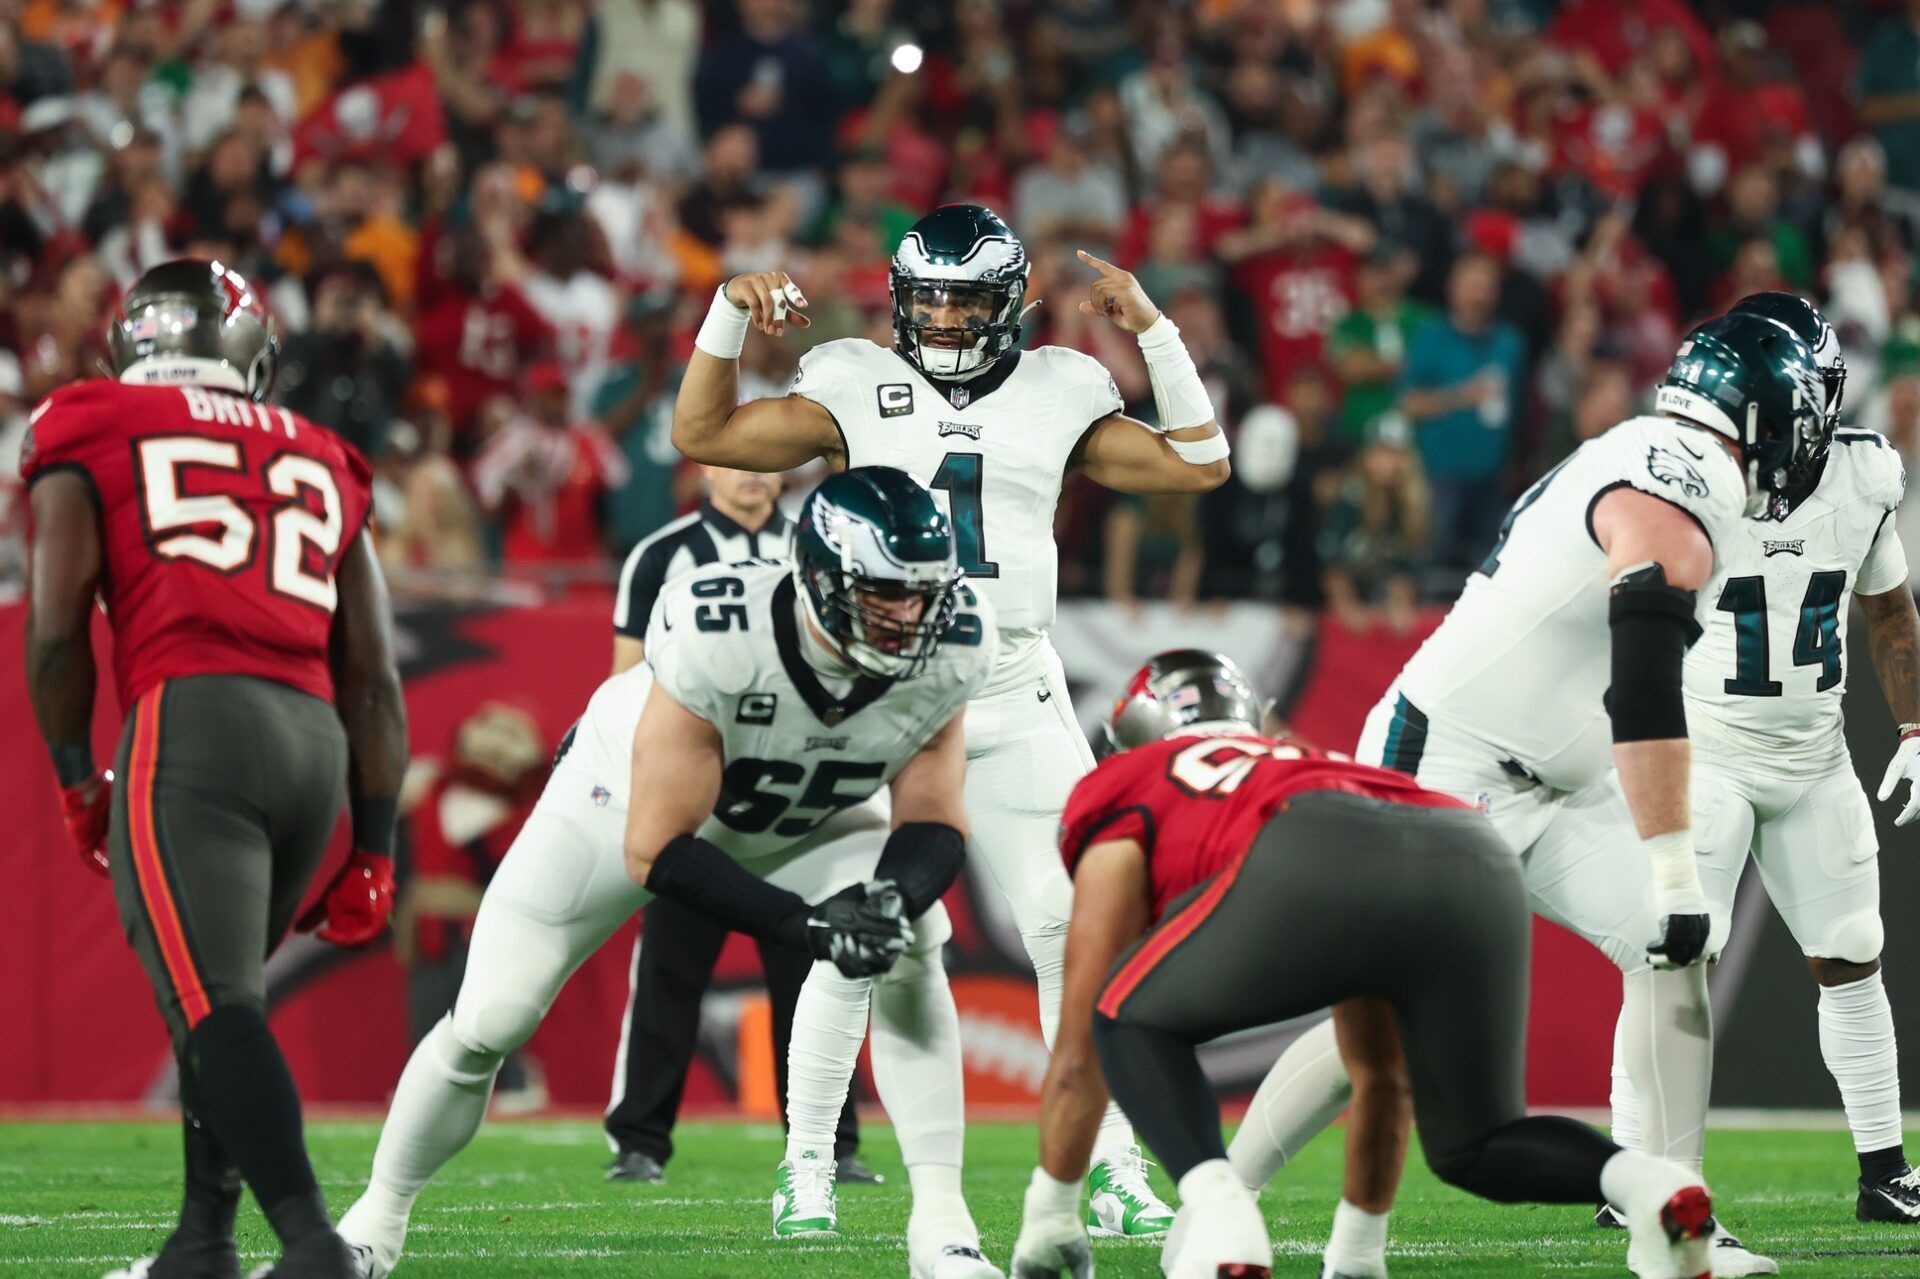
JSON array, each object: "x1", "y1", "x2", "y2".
[
  {"x1": 1007, "y1": 652, "x2": 1719, "y2": 1279},
  {"x1": 1605, "y1": 293, "x2": 1920, "y2": 1223},
  {"x1": 25, "y1": 261, "x2": 408, "y2": 1279},
  {"x1": 1223, "y1": 313, "x2": 1826, "y2": 1277},
  {"x1": 673, "y1": 202, "x2": 1228, "y2": 1239},
  {"x1": 339, "y1": 468, "x2": 1010, "y2": 1279}
]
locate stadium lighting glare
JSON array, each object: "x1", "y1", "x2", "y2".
[{"x1": 891, "y1": 43, "x2": 924, "y2": 74}]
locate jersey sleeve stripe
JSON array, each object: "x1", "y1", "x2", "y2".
[
  {"x1": 1095, "y1": 847, "x2": 1249, "y2": 1021},
  {"x1": 1582, "y1": 480, "x2": 1715, "y2": 553},
  {"x1": 1063, "y1": 804, "x2": 1156, "y2": 873},
  {"x1": 127, "y1": 681, "x2": 215, "y2": 1029}
]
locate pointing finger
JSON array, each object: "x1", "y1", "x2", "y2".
[{"x1": 1077, "y1": 249, "x2": 1123, "y2": 277}]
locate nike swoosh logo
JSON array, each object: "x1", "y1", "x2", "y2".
[
  {"x1": 1675, "y1": 439, "x2": 1705, "y2": 460},
  {"x1": 1874, "y1": 1189, "x2": 1920, "y2": 1218},
  {"x1": 1037, "y1": 690, "x2": 1052, "y2": 702}
]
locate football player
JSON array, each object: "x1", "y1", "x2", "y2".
[
  {"x1": 1602, "y1": 292, "x2": 1920, "y2": 1224},
  {"x1": 1223, "y1": 313, "x2": 1825, "y2": 1278},
  {"x1": 338, "y1": 468, "x2": 1007, "y2": 1279},
  {"x1": 672, "y1": 203, "x2": 1230, "y2": 1238},
  {"x1": 1008, "y1": 651, "x2": 1719, "y2": 1279},
  {"x1": 24, "y1": 261, "x2": 408, "y2": 1279}
]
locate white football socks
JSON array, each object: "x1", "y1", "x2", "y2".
[
  {"x1": 871, "y1": 944, "x2": 966, "y2": 1170},
  {"x1": 1608, "y1": 1008, "x2": 1644, "y2": 1151},
  {"x1": 1619, "y1": 967, "x2": 1711, "y2": 1173},
  {"x1": 1323, "y1": 1198, "x2": 1390, "y2": 1276},
  {"x1": 1228, "y1": 1018, "x2": 1352, "y2": 1190},
  {"x1": 1819, "y1": 970, "x2": 1905, "y2": 1155},
  {"x1": 782, "y1": 959, "x2": 871, "y2": 1164},
  {"x1": 358, "y1": 1017, "x2": 502, "y2": 1222}
]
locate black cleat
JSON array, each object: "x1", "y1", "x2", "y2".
[
  {"x1": 1594, "y1": 1200, "x2": 1628, "y2": 1229},
  {"x1": 605, "y1": 1150, "x2": 666, "y2": 1183},
  {"x1": 1858, "y1": 1165, "x2": 1920, "y2": 1222},
  {"x1": 836, "y1": 1155, "x2": 885, "y2": 1185},
  {"x1": 243, "y1": 1230, "x2": 357, "y2": 1279}
]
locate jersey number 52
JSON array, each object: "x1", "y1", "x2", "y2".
[{"x1": 136, "y1": 435, "x2": 345, "y2": 612}]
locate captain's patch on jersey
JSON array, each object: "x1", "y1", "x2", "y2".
[
  {"x1": 877, "y1": 383, "x2": 914, "y2": 417},
  {"x1": 1646, "y1": 444, "x2": 1710, "y2": 499},
  {"x1": 736, "y1": 692, "x2": 778, "y2": 724}
]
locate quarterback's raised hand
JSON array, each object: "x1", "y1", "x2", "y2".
[
  {"x1": 805, "y1": 880, "x2": 914, "y2": 978},
  {"x1": 1877, "y1": 728, "x2": 1920, "y2": 827},
  {"x1": 1076, "y1": 250, "x2": 1160, "y2": 334},
  {"x1": 723, "y1": 271, "x2": 810, "y2": 337}
]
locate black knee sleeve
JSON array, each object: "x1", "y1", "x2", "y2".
[{"x1": 1092, "y1": 1011, "x2": 1226, "y2": 1183}]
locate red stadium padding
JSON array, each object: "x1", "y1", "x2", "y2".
[{"x1": 0, "y1": 601, "x2": 1618, "y2": 1108}]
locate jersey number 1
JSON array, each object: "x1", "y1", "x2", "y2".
[
  {"x1": 1718, "y1": 572, "x2": 1846, "y2": 696},
  {"x1": 930, "y1": 452, "x2": 998, "y2": 578},
  {"x1": 137, "y1": 436, "x2": 345, "y2": 612}
]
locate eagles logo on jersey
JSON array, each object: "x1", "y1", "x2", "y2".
[
  {"x1": 1646, "y1": 445, "x2": 1710, "y2": 500},
  {"x1": 890, "y1": 204, "x2": 1029, "y2": 383}
]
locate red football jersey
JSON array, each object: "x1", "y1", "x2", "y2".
[
  {"x1": 1058, "y1": 731, "x2": 1468, "y2": 921},
  {"x1": 1233, "y1": 244, "x2": 1357, "y2": 399},
  {"x1": 21, "y1": 379, "x2": 374, "y2": 709}
]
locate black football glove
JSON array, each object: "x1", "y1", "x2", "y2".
[
  {"x1": 804, "y1": 881, "x2": 913, "y2": 978},
  {"x1": 1646, "y1": 911, "x2": 1712, "y2": 970}
]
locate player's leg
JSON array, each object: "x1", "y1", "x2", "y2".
[
  {"x1": 966, "y1": 655, "x2": 1154, "y2": 1212},
  {"x1": 1382, "y1": 803, "x2": 1717, "y2": 1279},
  {"x1": 1524, "y1": 777, "x2": 1776, "y2": 1274},
  {"x1": 1748, "y1": 760, "x2": 1916, "y2": 1219},
  {"x1": 1225, "y1": 1017, "x2": 1351, "y2": 1191},
  {"x1": 602, "y1": 897, "x2": 729, "y2": 1180},
  {"x1": 758, "y1": 934, "x2": 866, "y2": 1174},
  {"x1": 866, "y1": 903, "x2": 997, "y2": 1278},
  {"x1": 339, "y1": 760, "x2": 641, "y2": 1274},
  {"x1": 109, "y1": 678, "x2": 355, "y2": 1277},
  {"x1": 1604, "y1": 754, "x2": 1757, "y2": 1160}
]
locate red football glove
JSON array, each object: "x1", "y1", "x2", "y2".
[
  {"x1": 60, "y1": 773, "x2": 112, "y2": 877},
  {"x1": 298, "y1": 851, "x2": 396, "y2": 946}
]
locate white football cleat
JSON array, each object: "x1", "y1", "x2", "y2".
[
  {"x1": 1708, "y1": 1223, "x2": 1779, "y2": 1276},
  {"x1": 911, "y1": 1241, "x2": 1005, "y2": 1279},
  {"x1": 337, "y1": 1194, "x2": 406, "y2": 1278},
  {"x1": 1162, "y1": 1161, "x2": 1273, "y2": 1279},
  {"x1": 1622, "y1": 1178, "x2": 1714, "y2": 1279}
]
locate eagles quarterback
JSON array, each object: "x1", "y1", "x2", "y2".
[
  {"x1": 1220, "y1": 313, "x2": 1826, "y2": 1279},
  {"x1": 1605, "y1": 292, "x2": 1920, "y2": 1225},
  {"x1": 671, "y1": 203, "x2": 1230, "y2": 1238},
  {"x1": 337, "y1": 469, "x2": 1010, "y2": 1279}
]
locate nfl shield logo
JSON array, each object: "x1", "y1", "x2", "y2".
[{"x1": 949, "y1": 385, "x2": 969, "y2": 409}]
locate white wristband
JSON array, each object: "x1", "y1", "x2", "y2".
[
  {"x1": 1643, "y1": 829, "x2": 1703, "y2": 905},
  {"x1": 1025, "y1": 1165, "x2": 1081, "y2": 1215},
  {"x1": 1135, "y1": 312, "x2": 1216, "y2": 434},
  {"x1": 694, "y1": 284, "x2": 750, "y2": 360},
  {"x1": 1169, "y1": 428, "x2": 1231, "y2": 465}
]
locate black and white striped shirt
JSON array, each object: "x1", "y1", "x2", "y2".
[{"x1": 612, "y1": 501, "x2": 793, "y2": 639}]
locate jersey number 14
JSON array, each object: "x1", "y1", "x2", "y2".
[{"x1": 1718, "y1": 572, "x2": 1845, "y2": 696}]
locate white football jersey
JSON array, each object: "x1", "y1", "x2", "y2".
[
  {"x1": 1685, "y1": 428, "x2": 1908, "y2": 760},
  {"x1": 1396, "y1": 416, "x2": 1748, "y2": 790},
  {"x1": 573, "y1": 558, "x2": 998, "y2": 862},
  {"x1": 789, "y1": 339, "x2": 1124, "y2": 644}
]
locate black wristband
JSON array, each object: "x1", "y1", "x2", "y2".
[
  {"x1": 351, "y1": 796, "x2": 399, "y2": 858},
  {"x1": 49, "y1": 743, "x2": 95, "y2": 789},
  {"x1": 645, "y1": 833, "x2": 811, "y2": 944},
  {"x1": 875, "y1": 822, "x2": 967, "y2": 918}
]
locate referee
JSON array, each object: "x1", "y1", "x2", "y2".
[{"x1": 603, "y1": 466, "x2": 870, "y2": 1184}]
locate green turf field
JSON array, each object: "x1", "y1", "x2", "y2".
[{"x1": 3, "y1": 1119, "x2": 1918, "y2": 1276}]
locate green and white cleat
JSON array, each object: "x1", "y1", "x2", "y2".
[
  {"x1": 1085, "y1": 1145, "x2": 1175, "y2": 1238},
  {"x1": 772, "y1": 1152, "x2": 840, "y2": 1237}
]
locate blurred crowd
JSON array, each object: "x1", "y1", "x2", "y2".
[{"x1": 5, "y1": 0, "x2": 1920, "y2": 628}]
